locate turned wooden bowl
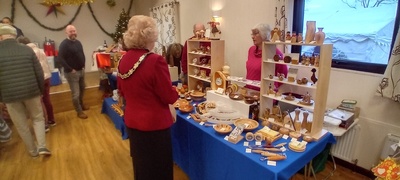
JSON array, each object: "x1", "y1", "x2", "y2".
[
  {"x1": 179, "y1": 104, "x2": 194, "y2": 113},
  {"x1": 190, "y1": 91, "x2": 205, "y2": 101},
  {"x1": 234, "y1": 119, "x2": 259, "y2": 132},
  {"x1": 213, "y1": 124, "x2": 233, "y2": 134}
]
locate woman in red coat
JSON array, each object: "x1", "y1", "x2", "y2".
[{"x1": 117, "y1": 15, "x2": 179, "y2": 180}]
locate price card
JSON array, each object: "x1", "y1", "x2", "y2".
[
  {"x1": 255, "y1": 141, "x2": 261, "y2": 146},
  {"x1": 224, "y1": 136, "x2": 229, "y2": 141},
  {"x1": 243, "y1": 141, "x2": 249, "y2": 147},
  {"x1": 216, "y1": 88, "x2": 224, "y2": 94},
  {"x1": 187, "y1": 115, "x2": 191, "y2": 119},
  {"x1": 281, "y1": 146, "x2": 287, "y2": 152},
  {"x1": 267, "y1": 161, "x2": 277, "y2": 166},
  {"x1": 245, "y1": 148, "x2": 252, "y2": 153},
  {"x1": 199, "y1": 122, "x2": 205, "y2": 126},
  {"x1": 282, "y1": 134, "x2": 289, "y2": 139}
]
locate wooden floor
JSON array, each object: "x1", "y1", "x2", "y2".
[{"x1": 0, "y1": 72, "x2": 372, "y2": 180}]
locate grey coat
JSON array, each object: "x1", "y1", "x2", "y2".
[{"x1": 0, "y1": 38, "x2": 44, "y2": 103}]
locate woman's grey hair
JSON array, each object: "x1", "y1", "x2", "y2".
[
  {"x1": 123, "y1": 15, "x2": 158, "y2": 50},
  {"x1": 252, "y1": 23, "x2": 271, "y2": 41}
]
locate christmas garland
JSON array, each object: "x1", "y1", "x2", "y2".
[
  {"x1": 10, "y1": 0, "x2": 133, "y2": 34},
  {"x1": 18, "y1": 0, "x2": 82, "y2": 31}
]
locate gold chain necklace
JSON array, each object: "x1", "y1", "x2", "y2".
[{"x1": 118, "y1": 52, "x2": 152, "y2": 79}]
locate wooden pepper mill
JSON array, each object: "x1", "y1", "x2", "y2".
[
  {"x1": 294, "y1": 109, "x2": 301, "y2": 132},
  {"x1": 301, "y1": 111, "x2": 309, "y2": 130}
]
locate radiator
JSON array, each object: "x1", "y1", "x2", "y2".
[
  {"x1": 331, "y1": 124, "x2": 361, "y2": 163},
  {"x1": 380, "y1": 133, "x2": 400, "y2": 160}
]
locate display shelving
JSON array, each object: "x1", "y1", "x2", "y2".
[
  {"x1": 187, "y1": 39, "x2": 225, "y2": 91},
  {"x1": 260, "y1": 41, "x2": 333, "y2": 139}
]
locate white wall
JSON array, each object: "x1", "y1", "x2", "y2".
[
  {"x1": 3, "y1": 0, "x2": 400, "y2": 170},
  {"x1": 0, "y1": 1, "x2": 133, "y2": 71}
]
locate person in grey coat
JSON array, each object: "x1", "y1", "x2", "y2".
[{"x1": 0, "y1": 24, "x2": 51, "y2": 157}]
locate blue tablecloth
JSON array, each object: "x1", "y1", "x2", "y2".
[
  {"x1": 171, "y1": 111, "x2": 336, "y2": 180},
  {"x1": 101, "y1": 98, "x2": 128, "y2": 140}
]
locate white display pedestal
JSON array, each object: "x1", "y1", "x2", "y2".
[{"x1": 206, "y1": 90, "x2": 252, "y2": 118}]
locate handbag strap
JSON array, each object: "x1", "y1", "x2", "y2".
[{"x1": 118, "y1": 52, "x2": 152, "y2": 79}]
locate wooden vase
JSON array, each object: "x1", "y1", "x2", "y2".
[
  {"x1": 305, "y1": 21, "x2": 316, "y2": 43},
  {"x1": 315, "y1": 27, "x2": 326, "y2": 44}
]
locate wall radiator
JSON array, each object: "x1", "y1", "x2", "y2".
[
  {"x1": 380, "y1": 133, "x2": 400, "y2": 160},
  {"x1": 331, "y1": 124, "x2": 361, "y2": 163}
]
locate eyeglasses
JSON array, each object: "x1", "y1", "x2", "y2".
[{"x1": 251, "y1": 32, "x2": 260, "y2": 36}]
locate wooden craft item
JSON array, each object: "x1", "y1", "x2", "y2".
[
  {"x1": 311, "y1": 68, "x2": 318, "y2": 84},
  {"x1": 289, "y1": 141, "x2": 306, "y2": 152},
  {"x1": 211, "y1": 71, "x2": 227, "y2": 90},
  {"x1": 233, "y1": 119, "x2": 259, "y2": 132},
  {"x1": 245, "y1": 132, "x2": 255, "y2": 141},
  {"x1": 227, "y1": 126, "x2": 244, "y2": 144},
  {"x1": 301, "y1": 111, "x2": 309, "y2": 129},
  {"x1": 254, "y1": 132, "x2": 264, "y2": 142},
  {"x1": 213, "y1": 124, "x2": 233, "y2": 134}
]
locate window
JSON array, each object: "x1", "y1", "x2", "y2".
[{"x1": 292, "y1": 0, "x2": 399, "y2": 74}]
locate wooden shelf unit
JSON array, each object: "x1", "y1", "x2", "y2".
[
  {"x1": 187, "y1": 40, "x2": 225, "y2": 91},
  {"x1": 260, "y1": 42, "x2": 333, "y2": 140}
]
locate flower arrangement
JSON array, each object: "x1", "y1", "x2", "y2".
[{"x1": 372, "y1": 148, "x2": 400, "y2": 180}]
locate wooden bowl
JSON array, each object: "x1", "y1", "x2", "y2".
[
  {"x1": 244, "y1": 97, "x2": 256, "y2": 104},
  {"x1": 213, "y1": 124, "x2": 233, "y2": 134},
  {"x1": 190, "y1": 91, "x2": 205, "y2": 101},
  {"x1": 179, "y1": 104, "x2": 194, "y2": 113},
  {"x1": 229, "y1": 93, "x2": 244, "y2": 100},
  {"x1": 302, "y1": 135, "x2": 315, "y2": 142},
  {"x1": 234, "y1": 119, "x2": 259, "y2": 132}
]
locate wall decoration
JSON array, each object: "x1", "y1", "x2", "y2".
[
  {"x1": 150, "y1": 1, "x2": 180, "y2": 55},
  {"x1": 40, "y1": 3, "x2": 65, "y2": 17},
  {"x1": 377, "y1": 27, "x2": 400, "y2": 103},
  {"x1": 8, "y1": 0, "x2": 132, "y2": 37}
]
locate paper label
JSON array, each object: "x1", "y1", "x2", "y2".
[
  {"x1": 256, "y1": 141, "x2": 262, "y2": 146},
  {"x1": 216, "y1": 88, "x2": 224, "y2": 94},
  {"x1": 243, "y1": 141, "x2": 249, "y2": 147},
  {"x1": 282, "y1": 135, "x2": 289, "y2": 139},
  {"x1": 245, "y1": 148, "x2": 252, "y2": 153},
  {"x1": 199, "y1": 122, "x2": 205, "y2": 126},
  {"x1": 267, "y1": 161, "x2": 277, "y2": 166}
]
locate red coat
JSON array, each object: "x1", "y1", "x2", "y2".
[{"x1": 117, "y1": 49, "x2": 179, "y2": 131}]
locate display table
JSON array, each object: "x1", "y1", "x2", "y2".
[
  {"x1": 101, "y1": 98, "x2": 128, "y2": 140},
  {"x1": 171, "y1": 111, "x2": 336, "y2": 180}
]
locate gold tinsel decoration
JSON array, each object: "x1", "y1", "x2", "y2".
[{"x1": 42, "y1": 0, "x2": 94, "y2": 5}]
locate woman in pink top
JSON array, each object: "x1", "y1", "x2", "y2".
[{"x1": 246, "y1": 23, "x2": 288, "y2": 91}]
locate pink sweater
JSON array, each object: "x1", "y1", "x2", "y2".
[{"x1": 246, "y1": 46, "x2": 288, "y2": 89}]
